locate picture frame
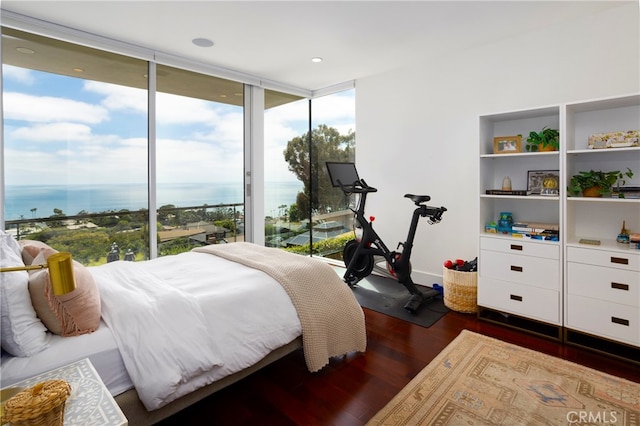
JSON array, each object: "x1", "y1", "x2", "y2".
[
  {"x1": 493, "y1": 136, "x2": 522, "y2": 154},
  {"x1": 527, "y1": 170, "x2": 559, "y2": 196}
]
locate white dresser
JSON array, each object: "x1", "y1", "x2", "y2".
[
  {"x1": 566, "y1": 246, "x2": 640, "y2": 347},
  {"x1": 478, "y1": 236, "x2": 561, "y2": 334}
]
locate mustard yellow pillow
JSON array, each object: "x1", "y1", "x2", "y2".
[{"x1": 28, "y1": 248, "x2": 101, "y2": 336}]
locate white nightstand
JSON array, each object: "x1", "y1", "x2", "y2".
[{"x1": 1, "y1": 358, "x2": 127, "y2": 425}]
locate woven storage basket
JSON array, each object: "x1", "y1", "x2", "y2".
[
  {"x1": 2, "y1": 380, "x2": 71, "y2": 426},
  {"x1": 442, "y1": 267, "x2": 478, "y2": 313}
]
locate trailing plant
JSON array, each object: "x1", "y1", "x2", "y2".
[
  {"x1": 525, "y1": 127, "x2": 559, "y2": 152},
  {"x1": 568, "y1": 168, "x2": 634, "y2": 197}
]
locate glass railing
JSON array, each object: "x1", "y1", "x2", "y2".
[{"x1": 4, "y1": 202, "x2": 244, "y2": 265}]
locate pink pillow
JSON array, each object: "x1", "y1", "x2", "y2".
[
  {"x1": 19, "y1": 240, "x2": 55, "y2": 265},
  {"x1": 28, "y1": 248, "x2": 101, "y2": 336}
]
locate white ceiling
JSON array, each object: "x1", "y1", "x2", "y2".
[{"x1": 0, "y1": 1, "x2": 629, "y2": 92}]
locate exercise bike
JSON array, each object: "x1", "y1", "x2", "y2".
[{"x1": 326, "y1": 162, "x2": 447, "y2": 313}]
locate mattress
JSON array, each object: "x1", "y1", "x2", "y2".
[{"x1": 1, "y1": 320, "x2": 133, "y2": 396}]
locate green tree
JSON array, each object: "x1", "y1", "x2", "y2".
[
  {"x1": 49, "y1": 208, "x2": 66, "y2": 228},
  {"x1": 158, "y1": 204, "x2": 180, "y2": 226},
  {"x1": 288, "y1": 203, "x2": 300, "y2": 222},
  {"x1": 283, "y1": 124, "x2": 355, "y2": 219}
]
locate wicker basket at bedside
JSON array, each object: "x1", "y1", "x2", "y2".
[
  {"x1": 442, "y1": 267, "x2": 478, "y2": 314},
  {"x1": 2, "y1": 380, "x2": 71, "y2": 426}
]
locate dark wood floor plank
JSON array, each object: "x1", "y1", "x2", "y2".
[{"x1": 158, "y1": 308, "x2": 640, "y2": 425}]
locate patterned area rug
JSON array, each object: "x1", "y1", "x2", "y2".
[{"x1": 367, "y1": 330, "x2": 640, "y2": 425}]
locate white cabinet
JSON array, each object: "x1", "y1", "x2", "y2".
[
  {"x1": 566, "y1": 247, "x2": 640, "y2": 346},
  {"x1": 478, "y1": 94, "x2": 640, "y2": 355},
  {"x1": 478, "y1": 106, "x2": 562, "y2": 339},
  {"x1": 564, "y1": 94, "x2": 640, "y2": 351}
]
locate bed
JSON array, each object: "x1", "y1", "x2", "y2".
[{"x1": 0, "y1": 236, "x2": 366, "y2": 425}]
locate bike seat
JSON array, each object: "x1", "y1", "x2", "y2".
[{"x1": 405, "y1": 194, "x2": 430, "y2": 205}]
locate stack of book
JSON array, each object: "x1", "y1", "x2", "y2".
[
  {"x1": 485, "y1": 189, "x2": 528, "y2": 196},
  {"x1": 511, "y1": 222, "x2": 559, "y2": 241}
]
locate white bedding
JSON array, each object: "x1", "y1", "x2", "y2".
[{"x1": 1, "y1": 251, "x2": 302, "y2": 411}]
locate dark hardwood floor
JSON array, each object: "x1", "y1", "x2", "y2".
[{"x1": 159, "y1": 308, "x2": 640, "y2": 425}]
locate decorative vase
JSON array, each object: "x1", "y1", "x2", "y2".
[
  {"x1": 582, "y1": 186, "x2": 602, "y2": 197},
  {"x1": 502, "y1": 176, "x2": 512, "y2": 191},
  {"x1": 539, "y1": 144, "x2": 557, "y2": 152}
]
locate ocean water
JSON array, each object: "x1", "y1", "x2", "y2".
[{"x1": 4, "y1": 181, "x2": 303, "y2": 220}]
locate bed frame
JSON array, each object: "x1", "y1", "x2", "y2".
[{"x1": 114, "y1": 337, "x2": 302, "y2": 425}]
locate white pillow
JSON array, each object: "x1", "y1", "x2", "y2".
[{"x1": 0, "y1": 232, "x2": 50, "y2": 357}]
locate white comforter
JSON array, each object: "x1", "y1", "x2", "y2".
[{"x1": 90, "y1": 251, "x2": 301, "y2": 411}]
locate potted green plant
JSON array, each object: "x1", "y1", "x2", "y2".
[
  {"x1": 568, "y1": 168, "x2": 634, "y2": 197},
  {"x1": 525, "y1": 127, "x2": 560, "y2": 152}
]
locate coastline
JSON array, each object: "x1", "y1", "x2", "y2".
[{"x1": 4, "y1": 181, "x2": 303, "y2": 220}]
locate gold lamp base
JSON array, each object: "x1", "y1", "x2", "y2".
[{"x1": 0, "y1": 252, "x2": 76, "y2": 295}]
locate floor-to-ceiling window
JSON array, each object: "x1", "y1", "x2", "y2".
[
  {"x1": 154, "y1": 65, "x2": 245, "y2": 256},
  {"x1": 310, "y1": 89, "x2": 356, "y2": 259},
  {"x1": 264, "y1": 94, "x2": 308, "y2": 249},
  {"x1": 265, "y1": 88, "x2": 355, "y2": 257},
  {"x1": 2, "y1": 28, "x2": 150, "y2": 264},
  {"x1": 2, "y1": 24, "x2": 353, "y2": 262}
]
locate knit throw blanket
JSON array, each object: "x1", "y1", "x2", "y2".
[{"x1": 193, "y1": 243, "x2": 367, "y2": 372}]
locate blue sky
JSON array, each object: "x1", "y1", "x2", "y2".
[{"x1": 3, "y1": 64, "x2": 355, "y2": 186}]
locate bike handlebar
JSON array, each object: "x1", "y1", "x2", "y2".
[
  {"x1": 424, "y1": 206, "x2": 447, "y2": 224},
  {"x1": 337, "y1": 178, "x2": 377, "y2": 194}
]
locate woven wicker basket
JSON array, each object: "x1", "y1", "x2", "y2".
[
  {"x1": 442, "y1": 267, "x2": 478, "y2": 314},
  {"x1": 2, "y1": 380, "x2": 71, "y2": 426}
]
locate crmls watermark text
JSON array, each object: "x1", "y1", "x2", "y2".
[{"x1": 566, "y1": 411, "x2": 618, "y2": 424}]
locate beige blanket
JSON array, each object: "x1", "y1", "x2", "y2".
[{"x1": 193, "y1": 243, "x2": 366, "y2": 372}]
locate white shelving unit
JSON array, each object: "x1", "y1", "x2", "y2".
[
  {"x1": 478, "y1": 94, "x2": 640, "y2": 360},
  {"x1": 478, "y1": 106, "x2": 563, "y2": 340},
  {"x1": 563, "y1": 94, "x2": 640, "y2": 360}
]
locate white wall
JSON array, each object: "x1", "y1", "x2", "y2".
[{"x1": 355, "y1": 3, "x2": 639, "y2": 285}]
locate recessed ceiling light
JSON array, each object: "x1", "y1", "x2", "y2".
[
  {"x1": 72, "y1": 68, "x2": 84, "y2": 73},
  {"x1": 16, "y1": 47, "x2": 34, "y2": 54},
  {"x1": 311, "y1": 57, "x2": 323, "y2": 63},
  {"x1": 192, "y1": 38, "x2": 214, "y2": 48}
]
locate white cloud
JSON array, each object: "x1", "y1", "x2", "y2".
[
  {"x1": 155, "y1": 138, "x2": 243, "y2": 183},
  {"x1": 84, "y1": 80, "x2": 147, "y2": 114},
  {"x1": 156, "y1": 92, "x2": 221, "y2": 125},
  {"x1": 4, "y1": 81, "x2": 354, "y2": 186},
  {"x1": 2, "y1": 65, "x2": 35, "y2": 85},
  {"x1": 10, "y1": 122, "x2": 116, "y2": 143},
  {"x1": 3, "y1": 92, "x2": 109, "y2": 124}
]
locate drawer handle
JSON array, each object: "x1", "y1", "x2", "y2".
[
  {"x1": 611, "y1": 282, "x2": 629, "y2": 291},
  {"x1": 611, "y1": 317, "x2": 629, "y2": 327},
  {"x1": 610, "y1": 256, "x2": 629, "y2": 265},
  {"x1": 510, "y1": 244, "x2": 523, "y2": 251},
  {"x1": 510, "y1": 265, "x2": 523, "y2": 272},
  {"x1": 510, "y1": 294, "x2": 523, "y2": 302}
]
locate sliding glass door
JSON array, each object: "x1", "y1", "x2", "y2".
[
  {"x1": 155, "y1": 65, "x2": 245, "y2": 256},
  {"x1": 2, "y1": 27, "x2": 150, "y2": 264}
]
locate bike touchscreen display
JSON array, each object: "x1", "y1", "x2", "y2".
[{"x1": 326, "y1": 162, "x2": 360, "y2": 188}]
